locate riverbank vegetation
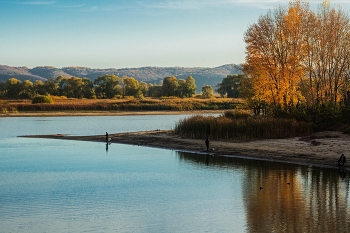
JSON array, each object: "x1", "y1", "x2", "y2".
[{"x1": 0, "y1": 97, "x2": 241, "y2": 113}]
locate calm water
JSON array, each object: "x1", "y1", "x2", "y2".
[{"x1": 0, "y1": 115, "x2": 350, "y2": 233}]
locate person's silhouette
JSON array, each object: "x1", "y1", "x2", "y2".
[{"x1": 205, "y1": 137, "x2": 210, "y2": 151}]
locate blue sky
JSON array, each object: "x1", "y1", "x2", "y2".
[{"x1": 1, "y1": 0, "x2": 350, "y2": 69}]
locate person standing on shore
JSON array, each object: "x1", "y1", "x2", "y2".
[
  {"x1": 106, "y1": 132, "x2": 109, "y2": 142},
  {"x1": 205, "y1": 137, "x2": 210, "y2": 151},
  {"x1": 338, "y1": 153, "x2": 346, "y2": 166}
]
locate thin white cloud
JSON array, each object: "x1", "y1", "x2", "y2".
[
  {"x1": 60, "y1": 3, "x2": 86, "y2": 8},
  {"x1": 69, "y1": 4, "x2": 136, "y2": 13},
  {"x1": 20, "y1": 1, "x2": 56, "y2": 5}
]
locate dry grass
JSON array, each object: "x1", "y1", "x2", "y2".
[
  {"x1": 173, "y1": 110, "x2": 314, "y2": 139},
  {"x1": 0, "y1": 97, "x2": 243, "y2": 113}
]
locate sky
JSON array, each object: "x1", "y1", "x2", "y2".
[{"x1": 1, "y1": 0, "x2": 350, "y2": 69}]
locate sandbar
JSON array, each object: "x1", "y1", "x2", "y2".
[{"x1": 20, "y1": 130, "x2": 350, "y2": 170}]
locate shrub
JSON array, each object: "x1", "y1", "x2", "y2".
[
  {"x1": 223, "y1": 109, "x2": 251, "y2": 119},
  {"x1": 32, "y1": 95, "x2": 54, "y2": 104}
]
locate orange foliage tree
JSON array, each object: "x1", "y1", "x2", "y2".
[{"x1": 242, "y1": 0, "x2": 350, "y2": 115}]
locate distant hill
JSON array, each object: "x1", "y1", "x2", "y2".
[
  {"x1": 0, "y1": 65, "x2": 47, "y2": 83},
  {"x1": 0, "y1": 64, "x2": 242, "y2": 91}
]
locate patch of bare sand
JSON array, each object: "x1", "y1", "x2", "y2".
[{"x1": 20, "y1": 130, "x2": 350, "y2": 170}]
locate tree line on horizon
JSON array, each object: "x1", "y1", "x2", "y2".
[{"x1": 0, "y1": 74, "x2": 244, "y2": 100}]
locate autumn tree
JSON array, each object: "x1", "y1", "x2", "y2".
[
  {"x1": 122, "y1": 77, "x2": 140, "y2": 97},
  {"x1": 243, "y1": 1, "x2": 307, "y2": 111},
  {"x1": 301, "y1": 2, "x2": 350, "y2": 107},
  {"x1": 243, "y1": 0, "x2": 350, "y2": 116}
]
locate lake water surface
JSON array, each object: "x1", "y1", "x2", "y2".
[{"x1": 0, "y1": 115, "x2": 349, "y2": 232}]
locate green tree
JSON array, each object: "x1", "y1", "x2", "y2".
[
  {"x1": 94, "y1": 74, "x2": 120, "y2": 99},
  {"x1": 0, "y1": 82, "x2": 5, "y2": 98},
  {"x1": 148, "y1": 83, "x2": 162, "y2": 97},
  {"x1": 176, "y1": 79, "x2": 186, "y2": 97},
  {"x1": 184, "y1": 76, "x2": 196, "y2": 97},
  {"x1": 139, "y1": 81, "x2": 149, "y2": 97},
  {"x1": 55, "y1": 76, "x2": 66, "y2": 96},
  {"x1": 43, "y1": 78, "x2": 59, "y2": 96},
  {"x1": 82, "y1": 78, "x2": 95, "y2": 99},
  {"x1": 216, "y1": 74, "x2": 243, "y2": 98},
  {"x1": 5, "y1": 78, "x2": 23, "y2": 98},
  {"x1": 201, "y1": 85, "x2": 214, "y2": 98},
  {"x1": 162, "y1": 76, "x2": 178, "y2": 96},
  {"x1": 34, "y1": 80, "x2": 47, "y2": 95},
  {"x1": 64, "y1": 77, "x2": 85, "y2": 98},
  {"x1": 20, "y1": 80, "x2": 34, "y2": 98}
]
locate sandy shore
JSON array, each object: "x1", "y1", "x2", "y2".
[{"x1": 20, "y1": 130, "x2": 350, "y2": 170}]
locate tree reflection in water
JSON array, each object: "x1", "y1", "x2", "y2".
[{"x1": 176, "y1": 151, "x2": 350, "y2": 233}]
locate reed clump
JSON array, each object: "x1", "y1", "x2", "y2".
[
  {"x1": 173, "y1": 110, "x2": 313, "y2": 139},
  {"x1": 0, "y1": 106, "x2": 18, "y2": 113}
]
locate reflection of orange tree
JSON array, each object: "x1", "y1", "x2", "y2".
[
  {"x1": 301, "y1": 169, "x2": 350, "y2": 232},
  {"x1": 175, "y1": 151, "x2": 350, "y2": 232},
  {"x1": 242, "y1": 162, "x2": 350, "y2": 232}
]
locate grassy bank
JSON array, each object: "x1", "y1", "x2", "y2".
[
  {"x1": 174, "y1": 110, "x2": 314, "y2": 140},
  {"x1": 0, "y1": 97, "x2": 241, "y2": 113}
]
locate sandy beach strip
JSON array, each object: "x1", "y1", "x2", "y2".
[{"x1": 20, "y1": 130, "x2": 350, "y2": 170}]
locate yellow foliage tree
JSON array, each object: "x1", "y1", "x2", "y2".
[{"x1": 243, "y1": 0, "x2": 350, "y2": 113}]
